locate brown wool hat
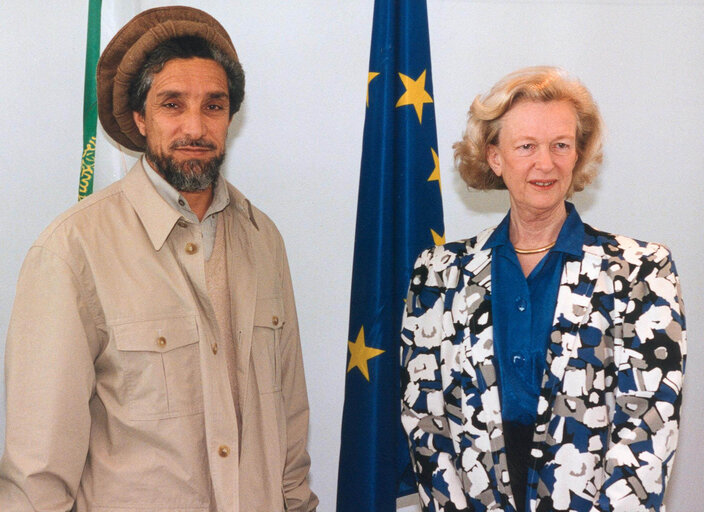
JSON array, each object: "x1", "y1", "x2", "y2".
[{"x1": 96, "y1": 6, "x2": 238, "y2": 152}]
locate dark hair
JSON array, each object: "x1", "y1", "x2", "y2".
[{"x1": 128, "y1": 35, "x2": 245, "y2": 117}]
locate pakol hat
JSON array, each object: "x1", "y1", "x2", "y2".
[{"x1": 97, "y1": 6, "x2": 238, "y2": 152}]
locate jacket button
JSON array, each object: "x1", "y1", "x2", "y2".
[
  {"x1": 272, "y1": 316, "x2": 279, "y2": 326},
  {"x1": 156, "y1": 336, "x2": 167, "y2": 347},
  {"x1": 212, "y1": 343, "x2": 218, "y2": 355},
  {"x1": 218, "y1": 445, "x2": 231, "y2": 457},
  {"x1": 185, "y1": 242, "x2": 198, "y2": 254}
]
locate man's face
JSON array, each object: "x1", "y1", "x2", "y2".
[{"x1": 133, "y1": 57, "x2": 231, "y2": 192}]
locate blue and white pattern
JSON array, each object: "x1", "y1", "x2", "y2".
[{"x1": 401, "y1": 224, "x2": 686, "y2": 512}]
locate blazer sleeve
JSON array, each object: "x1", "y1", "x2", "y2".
[
  {"x1": 0, "y1": 246, "x2": 98, "y2": 512},
  {"x1": 592, "y1": 245, "x2": 686, "y2": 512},
  {"x1": 401, "y1": 247, "x2": 470, "y2": 512}
]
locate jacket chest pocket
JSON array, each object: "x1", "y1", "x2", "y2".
[
  {"x1": 112, "y1": 316, "x2": 204, "y2": 420},
  {"x1": 251, "y1": 298, "x2": 284, "y2": 394}
]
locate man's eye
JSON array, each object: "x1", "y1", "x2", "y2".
[
  {"x1": 206, "y1": 104, "x2": 225, "y2": 111},
  {"x1": 163, "y1": 102, "x2": 178, "y2": 109},
  {"x1": 518, "y1": 144, "x2": 534, "y2": 151}
]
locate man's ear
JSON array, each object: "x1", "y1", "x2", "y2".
[
  {"x1": 486, "y1": 144, "x2": 502, "y2": 177},
  {"x1": 133, "y1": 111, "x2": 147, "y2": 137}
]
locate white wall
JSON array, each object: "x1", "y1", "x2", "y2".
[{"x1": 1, "y1": 1, "x2": 702, "y2": 511}]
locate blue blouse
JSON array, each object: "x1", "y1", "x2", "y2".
[
  {"x1": 484, "y1": 202, "x2": 585, "y2": 426},
  {"x1": 484, "y1": 202, "x2": 585, "y2": 510}
]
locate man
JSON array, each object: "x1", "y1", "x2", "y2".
[{"x1": 0, "y1": 6, "x2": 317, "y2": 512}]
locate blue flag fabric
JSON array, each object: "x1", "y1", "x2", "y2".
[{"x1": 336, "y1": 1, "x2": 445, "y2": 510}]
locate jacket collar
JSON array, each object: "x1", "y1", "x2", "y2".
[
  {"x1": 121, "y1": 160, "x2": 182, "y2": 251},
  {"x1": 224, "y1": 180, "x2": 260, "y2": 232},
  {"x1": 141, "y1": 156, "x2": 231, "y2": 225},
  {"x1": 120, "y1": 160, "x2": 259, "y2": 251}
]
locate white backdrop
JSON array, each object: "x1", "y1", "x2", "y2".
[{"x1": 1, "y1": 1, "x2": 702, "y2": 511}]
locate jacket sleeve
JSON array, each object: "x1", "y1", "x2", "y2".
[
  {"x1": 278, "y1": 241, "x2": 318, "y2": 512},
  {"x1": 592, "y1": 245, "x2": 686, "y2": 512},
  {"x1": 400, "y1": 248, "x2": 470, "y2": 512},
  {"x1": 0, "y1": 246, "x2": 98, "y2": 512}
]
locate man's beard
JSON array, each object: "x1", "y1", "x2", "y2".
[{"x1": 145, "y1": 137, "x2": 225, "y2": 193}]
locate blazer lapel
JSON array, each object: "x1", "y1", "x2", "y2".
[
  {"x1": 458, "y1": 247, "x2": 516, "y2": 506},
  {"x1": 459, "y1": 246, "x2": 495, "y2": 391},
  {"x1": 543, "y1": 248, "x2": 604, "y2": 393}
]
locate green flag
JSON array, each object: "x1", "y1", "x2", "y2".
[{"x1": 78, "y1": 0, "x2": 103, "y2": 200}]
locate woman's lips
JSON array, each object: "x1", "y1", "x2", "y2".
[{"x1": 529, "y1": 180, "x2": 556, "y2": 188}]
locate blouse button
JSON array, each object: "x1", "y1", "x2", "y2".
[
  {"x1": 512, "y1": 353, "x2": 526, "y2": 367},
  {"x1": 515, "y1": 296, "x2": 527, "y2": 312}
]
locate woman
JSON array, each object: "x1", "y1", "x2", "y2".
[{"x1": 401, "y1": 67, "x2": 686, "y2": 512}]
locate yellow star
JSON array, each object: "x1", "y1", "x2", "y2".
[
  {"x1": 396, "y1": 70, "x2": 433, "y2": 123},
  {"x1": 367, "y1": 72, "x2": 380, "y2": 107},
  {"x1": 347, "y1": 326, "x2": 385, "y2": 381},
  {"x1": 427, "y1": 148, "x2": 441, "y2": 190},
  {"x1": 431, "y1": 229, "x2": 446, "y2": 245}
]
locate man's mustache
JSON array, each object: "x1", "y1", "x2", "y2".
[{"x1": 169, "y1": 138, "x2": 217, "y2": 150}]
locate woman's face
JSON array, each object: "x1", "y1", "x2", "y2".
[{"x1": 487, "y1": 100, "x2": 578, "y2": 218}]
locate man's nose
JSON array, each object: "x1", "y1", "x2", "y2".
[{"x1": 181, "y1": 107, "x2": 207, "y2": 139}]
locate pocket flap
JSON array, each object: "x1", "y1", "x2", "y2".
[
  {"x1": 113, "y1": 316, "x2": 198, "y2": 353},
  {"x1": 253, "y1": 298, "x2": 284, "y2": 328}
]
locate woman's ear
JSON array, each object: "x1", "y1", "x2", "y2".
[{"x1": 486, "y1": 145, "x2": 502, "y2": 177}]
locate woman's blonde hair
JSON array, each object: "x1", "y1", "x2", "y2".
[{"x1": 453, "y1": 66, "x2": 604, "y2": 194}]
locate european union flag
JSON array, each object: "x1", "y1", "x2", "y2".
[{"x1": 336, "y1": 1, "x2": 445, "y2": 510}]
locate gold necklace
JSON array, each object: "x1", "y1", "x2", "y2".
[{"x1": 514, "y1": 241, "x2": 556, "y2": 255}]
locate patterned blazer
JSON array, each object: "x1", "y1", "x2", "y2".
[{"x1": 401, "y1": 223, "x2": 686, "y2": 512}]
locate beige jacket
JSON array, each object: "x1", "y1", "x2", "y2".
[{"x1": 0, "y1": 162, "x2": 317, "y2": 512}]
